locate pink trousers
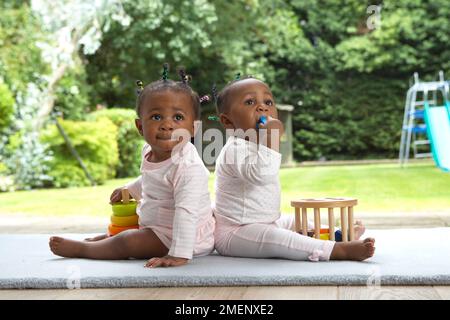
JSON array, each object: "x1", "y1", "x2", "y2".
[{"x1": 214, "y1": 215, "x2": 336, "y2": 262}]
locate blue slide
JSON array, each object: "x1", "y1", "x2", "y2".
[{"x1": 424, "y1": 101, "x2": 450, "y2": 172}]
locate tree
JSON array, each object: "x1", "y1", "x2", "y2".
[
  {"x1": 336, "y1": 0, "x2": 450, "y2": 76},
  {"x1": 85, "y1": 0, "x2": 218, "y2": 108},
  {"x1": 57, "y1": 0, "x2": 450, "y2": 161},
  {"x1": 0, "y1": 81, "x2": 14, "y2": 131},
  {"x1": 0, "y1": 1, "x2": 47, "y2": 95},
  {"x1": 31, "y1": 0, "x2": 132, "y2": 130},
  {"x1": 2, "y1": 0, "x2": 133, "y2": 189}
]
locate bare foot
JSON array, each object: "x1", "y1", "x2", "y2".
[
  {"x1": 49, "y1": 236, "x2": 85, "y2": 258},
  {"x1": 330, "y1": 238, "x2": 375, "y2": 261},
  {"x1": 354, "y1": 220, "x2": 366, "y2": 240},
  {"x1": 84, "y1": 234, "x2": 109, "y2": 242}
]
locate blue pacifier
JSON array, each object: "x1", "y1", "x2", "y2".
[{"x1": 256, "y1": 115, "x2": 267, "y2": 129}]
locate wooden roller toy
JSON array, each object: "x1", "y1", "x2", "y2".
[{"x1": 291, "y1": 197, "x2": 357, "y2": 242}]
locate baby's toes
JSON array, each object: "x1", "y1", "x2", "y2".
[
  {"x1": 52, "y1": 236, "x2": 61, "y2": 243},
  {"x1": 49, "y1": 236, "x2": 64, "y2": 249},
  {"x1": 49, "y1": 242, "x2": 57, "y2": 252},
  {"x1": 367, "y1": 243, "x2": 376, "y2": 256}
]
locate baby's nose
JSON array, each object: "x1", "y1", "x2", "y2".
[
  {"x1": 257, "y1": 104, "x2": 269, "y2": 112},
  {"x1": 160, "y1": 120, "x2": 174, "y2": 130}
]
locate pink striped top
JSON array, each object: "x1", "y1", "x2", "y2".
[{"x1": 125, "y1": 142, "x2": 215, "y2": 259}]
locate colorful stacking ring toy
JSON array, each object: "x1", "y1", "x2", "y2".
[{"x1": 108, "y1": 189, "x2": 140, "y2": 236}]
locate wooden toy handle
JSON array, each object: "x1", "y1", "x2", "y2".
[{"x1": 121, "y1": 188, "x2": 130, "y2": 204}]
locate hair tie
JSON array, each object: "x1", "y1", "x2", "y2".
[
  {"x1": 178, "y1": 68, "x2": 186, "y2": 83},
  {"x1": 212, "y1": 84, "x2": 218, "y2": 104},
  {"x1": 208, "y1": 115, "x2": 219, "y2": 121},
  {"x1": 162, "y1": 63, "x2": 169, "y2": 81},
  {"x1": 136, "y1": 80, "x2": 144, "y2": 96},
  {"x1": 178, "y1": 67, "x2": 192, "y2": 85},
  {"x1": 200, "y1": 95, "x2": 210, "y2": 104}
]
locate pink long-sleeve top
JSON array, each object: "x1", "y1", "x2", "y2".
[
  {"x1": 213, "y1": 136, "x2": 282, "y2": 225},
  {"x1": 125, "y1": 142, "x2": 215, "y2": 260}
]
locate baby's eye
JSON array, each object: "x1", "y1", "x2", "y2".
[
  {"x1": 174, "y1": 114, "x2": 184, "y2": 121},
  {"x1": 151, "y1": 114, "x2": 161, "y2": 121},
  {"x1": 245, "y1": 99, "x2": 255, "y2": 106},
  {"x1": 265, "y1": 100, "x2": 274, "y2": 106}
]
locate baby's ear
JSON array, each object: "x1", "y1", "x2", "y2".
[
  {"x1": 219, "y1": 114, "x2": 234, "y2": 129},
  {"x1": 135, "y1": 119, "x2": 143, "y2": 136}
]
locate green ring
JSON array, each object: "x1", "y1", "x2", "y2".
[{"x1": 112, "y1": 201, "x2": 137, "y2": 217}]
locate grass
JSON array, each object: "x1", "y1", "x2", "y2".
[
  {"x1": 0, "y1": 161, "x2": 449, "y2": 217},
  {"x1": 279, "y1": 161, "x2": 450, "y2": 214}
]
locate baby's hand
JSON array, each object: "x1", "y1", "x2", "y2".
[
  {"x1": 144, "y1": 255, "x2": 188, "y2": 268},
  {"x1": 260, "y1": 117, "x2": 284, "y2": 137},
  {"x1": 258, "y1": 117, "x2": 284, "y2": 151},
  {"x1": 109, "y1": 187, "x2": 133, "y2": 204}
]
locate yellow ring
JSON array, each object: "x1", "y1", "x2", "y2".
[{"x1": 110, "y1": 214, "x2": 139, "y2": 227}]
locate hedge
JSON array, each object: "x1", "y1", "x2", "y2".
[
  {"x1": 88, "y1": 108, "x2": 143, "y2": 178},
  {"x1": 40, "y1": 117, "x2": 119, "y2": 187}
]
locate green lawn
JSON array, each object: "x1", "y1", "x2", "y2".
[
  {"x1": 279, "y1": 162, "x2": 450, "y2": 214},
  {"x1": 1, "y1": 162, "x2": 449, "y2": 217}
]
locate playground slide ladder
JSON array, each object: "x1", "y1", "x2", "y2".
[{"x1": 399, "y1": 71, "x2": 450, "y2": 168}]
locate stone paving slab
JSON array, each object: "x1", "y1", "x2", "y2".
[{"x1": 1, "y1": 212, "x2": 449, "y2": 233}]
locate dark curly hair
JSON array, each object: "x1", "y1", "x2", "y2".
[
  {"x1": 136, "y1": 67, "x2": 201, "y2": 120},
  {"x1": 214, "y1": 75, "x2": 257, "y2": 115}
]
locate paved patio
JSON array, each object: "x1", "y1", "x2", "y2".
[{"x1": 1, "y1": 211, "x2": 449, "y2": 234}]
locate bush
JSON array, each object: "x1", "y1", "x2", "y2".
[
  {"x1": 3, "y1": 129, "x2": 53, "y2": 190},
  {"x1": 88, "y1": 108, "x2": 143, "y2": 178},
  {"x1": 0, "y1": 175, "x2": 14, "y2": 192},
  {"x1": 292, "y1": 73, "x2": 406, "y2": 161},
  {"x1": 41, "y1": 117, "x2": 119, "y2": 187},
  {"x1": 0, "y1": 81, "x2": 14, "y2": 131},
  {"x1": 0, "y1": 162, "x2": 6, "y2": 174}
]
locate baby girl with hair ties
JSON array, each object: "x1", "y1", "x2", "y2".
[
  {"x1": 49, "y1": 67, "x2": 215, "y2": 268},
  {"x1": 212, "y1": 76, "x2": 375, "y2": 262}
]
